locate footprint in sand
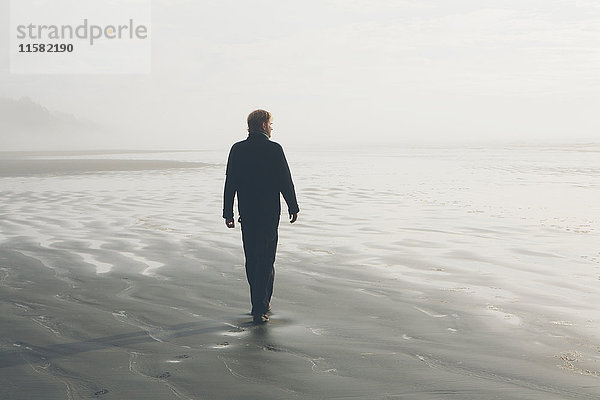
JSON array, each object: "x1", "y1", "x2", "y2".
[
  {"x1": 157, "y1": 371, "x2": 171, "y2": 379},
  {"x1": 167, "y1": 354, "x2": 191, "y2": 363},
  {"x1": 264, "y1": 344, "x2": 284, "y2": 352},
  {"x1": 94, "y1": 389, "x2": 109, "y2": 396}
]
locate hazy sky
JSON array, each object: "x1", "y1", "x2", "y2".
[{"x1": 1, "y1": 0, "x2": 599, "y2": 150}]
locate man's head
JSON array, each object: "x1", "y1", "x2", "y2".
[{"x1": 247, "y1": 109, "x2": 272, "y2": 138}]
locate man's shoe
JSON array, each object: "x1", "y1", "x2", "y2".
[
  {"x1": 253, "y1": 314, "x2": 269, "y2": 324},
  {"x1": 251, "y1": 303, "x2": 272, "y2": 315}
]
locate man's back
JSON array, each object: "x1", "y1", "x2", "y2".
[{"x1": 223, "y1": 132, "x2": 298, "y2": 221}]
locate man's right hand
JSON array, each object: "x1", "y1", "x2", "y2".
[{"x1": 225, "y1": 218, "x2": 235, "y2": 228}]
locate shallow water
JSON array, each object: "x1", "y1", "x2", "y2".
[{"x1": 0, "y1": 144, "x2": 599, "y2": 399}]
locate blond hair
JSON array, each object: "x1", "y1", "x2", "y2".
[{"x1": 247, "y1": 109, "x2": 272, "y2": 132}]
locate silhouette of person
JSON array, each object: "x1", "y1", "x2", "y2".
[{"x1": 223, "y1": 109, "x2": 299, "y2": 324}]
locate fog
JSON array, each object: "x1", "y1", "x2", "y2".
[{"x1": 1, "y1": 0, "x2": 599, "y2": 151}]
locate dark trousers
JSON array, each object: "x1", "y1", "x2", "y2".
[{"x1": 240, "y1": 215, "x2": 279, "y2": 315}]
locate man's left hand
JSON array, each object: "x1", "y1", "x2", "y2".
[{"x1": 289, "y1": 213, "x2": 298, "y2": 224}]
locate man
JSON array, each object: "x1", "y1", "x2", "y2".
[{"x1": 223, "y1": 109, "x2": 299, "y2": 324}]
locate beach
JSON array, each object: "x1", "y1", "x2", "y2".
[{"x1": 1, "y1": 144, "x2": 599, "y2": 399}]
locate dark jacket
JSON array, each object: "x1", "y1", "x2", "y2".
[{"x1": 223, "y1": 131, "x2": 299, "y2": 221}]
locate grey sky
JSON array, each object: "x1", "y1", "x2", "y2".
[{"x1": 1, "y1": 0, "x2": 599, "y2": 150}]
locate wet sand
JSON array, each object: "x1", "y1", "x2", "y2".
[
  {"x1": 1, "y1": 148, "x2": 599, "y2": 399},
  {"x1": 0, "y1": 159, "x2": 209, "y2": 177}
]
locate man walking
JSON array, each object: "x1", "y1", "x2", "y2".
[{"x1": 223, "y1": 109, "x2": 299, "y2": 324}]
